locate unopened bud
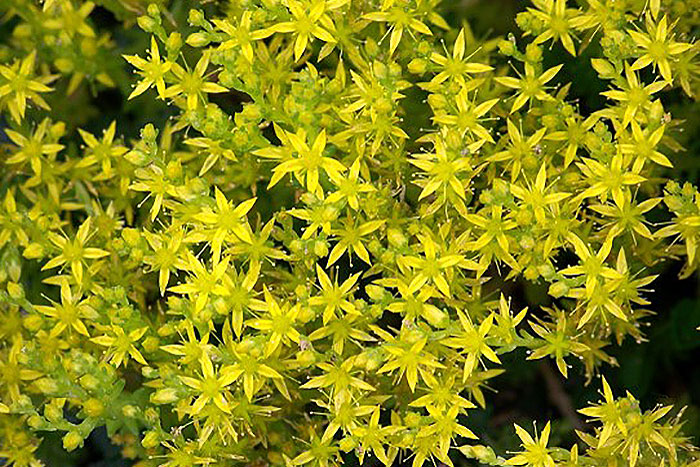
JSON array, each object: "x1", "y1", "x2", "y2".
[{"x1": 63, "y1": 431, "x2": 83, "y2": 451}]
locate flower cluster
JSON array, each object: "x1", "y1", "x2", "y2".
[{"x1": 1, "y1": 0, "x2": 699, "y2": 466}]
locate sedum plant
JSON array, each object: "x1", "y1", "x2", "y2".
[{"x1": 0, "y1": 0, "x2": 700, "y2": 466}]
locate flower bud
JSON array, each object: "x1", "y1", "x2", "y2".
[
  {"x1": 151, "y1": 388, "x2": 179, "y2": 405},
  {"x1": 313, "y1": 240, "x2": 328, "y2": 257},
  {"x1": 63, "y1": 431, "x2": 84, "y2": 452},
  {"x1": 166, "y1": 32, "x2": 183, "y2": 53},
  {"x1": 186, "y1": 32, "x2": 210, "y2": 48},
  {"x1": 142, "y1": 431, "x2": 160, "y2": 448},
  {"x1": 137, "y1": 15, "x2": 158, "y2": 33},
  {"x1": 122, "y1": 405, "x2": 139, "y2": 418},
  {"x1": 548, "y1": 281, "x2": 569, "y2": 298},
  {"x1": 22, "y1": 243, "x2": 44, "y2": 259},
  {"x1": 79, "y1": 374, "x2": 100, "y2": 391},
  {"x1": 188, "y1": 9, "x2": 205, "y2": 26},
  {"x1": 34, "y1": 378, "x2": 58, "y2": 394},
  {"x1": 7, "y1": 281, "x2": 24, "y2": 300},
  {"x1": 141, "y1": 124, "x2": 158, "y2": 143},
  {"x1": 408, "y1": 58, "x2": 427, "y2": 74},
  {"x1": 27, "y1": 415, "x2": 44, "y2": 429},
  {"x1": 498, "y1": 39, "x2": 517, "y2": 56},
  {"x1": 525, "y1": 43, "x2": 542, "y2": 62},
  {"x1": 83, "y1": 398, "x2": 104, "y2": 417},
  {"x1": 23, "y1": 314, "x2": 42, "y2": 331},
  {"x1": 387, "y1": 228, "x2": 407, "y2": 247}
]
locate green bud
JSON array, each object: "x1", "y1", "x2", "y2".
[
  {"x1": 7, "y1": 281, "x2": 24, "y2": 300},
  {"x1": 525, "y1": 43, "x2": 543, "y2": 62},
  {"x1": 141, "y1": 123, "x2": 158, "y2": 143},
  {"x1": 22, "y1": 243, "x2": 44, "y2": 259},
  {"x1": 79, "y1": 374, "x2": 100, "y2": 391},
  {"x1": 365, "y1": 284, "x2": 385, "y2": 301},
  {"x1": 63, "y1": 431, "x2": 84, "y2": 452},
  {"x1": 387, "y1": 228, "x2": 407, "y2": 247},
  {"x1": 186, "y1": 32, "x2": 210, "y2": 48},
  {"x1": 45, "y1": 403, "x2": 64, "y2": 423},
  {"x1": 27, "y1": 415, "x2": 44, "y2": 429},
  {"x1": 498, "y1": 39, "x2": 517, "y2": 56},
  {"x1": 338, "y1": 437, "x2": 357, "y2": 452},
  {"x1": 313, "y1": 240, "x2": 328, "y2": 257},
  {"x1": 142, "y1": 431, "x2": 160, "y2": 449},
  {"x1": 34, "y1": 378, "x2": 58, "y2": 394},
  {"x1": 408, "y1": 58, "x2": 427, "y2": 74},
  {"x1": 83, "y1": 398, "x2": 104, "y2": 417},
  {"x1": 188, "y1": 9, "x2": 205, "y2": 26},
  {"x1": 122, "y1": 405, "x2": 139, "y2": 418},
  {"x1": 549, "y1": 281, "x2": 569, "y2": 298},
  {"x1": 151, "y1": 388, "x2": 179, "y2": 404},
  {"x1": 137, "y1": 15, "x2": 158, "y2": 32},
  {"x1": 23, "y1": 314, "x2": 43, "y2": 332},
  {"x1": 166, "y1": 32, "x2": 183, "y2": 53}
]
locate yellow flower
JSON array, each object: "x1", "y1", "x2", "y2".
[
  {"x1": 143, "y1": 228, "x2": 188, "y2": 295},
  {"x1": 401, "y1": 234, "x2": 468, "y2": 298},
  {"x1": 326, "y1": 216, "x2": 384, "y2": 267},
  {"x1": 600, "y1": 63, "x2": 667, "y2": 128},
  {"x1": 428, "y1": 28, "x2": 493, "y2": 85},
  {"x1": 169, "y1": 254, "x2": 230, "y2": 313},
  {"x1": 162, "y1": 52, "x2": 228, "y2": 110},
  {"x1": 629, "y1": 13, "x2": 693, "y2": 83},
  {"x1": 510, "y1": 163, "x2": 570, "y2": 224},
  {"x1": 0, "y1": 51, "x2": 55, "y2": 123},
  {"x1": 544, "y1": 114, "x2": 598, "y2": 167},
  {"x1": 378, "y1": 337, "x2": 444, "y2": 392},
  {"x1": 0, "y1": 190, "x2": 29, "y2": 248},
  {"x1": 409, "y1": 372, "x2": 476, "y2": 412},
  {"x1": 325, "y1": 158, "x2": 375, "y2": 211},
  {"x1": 34, "y1": 280, "x2": 97, "y2": 338},
  {"x1": 309, "y1": 265, "x2": 360, "y2": 324},
  {"x1": 589, "y1": 192, "x2": 660, "y2": 241},
  {"x1": 495, "y1": 63, "x2": 562, "y2": 113},
  {"x1": 259, "y1": 0, "x2": 340, "y2": 61},
  {"x1": 90, "y1": 325, "x2": 149, "y2": 367},
  {"x1": 123, "y1": 36, "x2": 172, "y2": 100},
  {"x1": 505, "y1": 421, "x2": 556, "y2": 467},
  {"x1": 190, "y1": 189, "x2": 255, "y2": 263},
  {"x1": 576, "y1": 152, "x2": 646, "y2": 206},
  {"x1": 0, "y1": 338, "x2": 42, "y2": 401},
  {"x1": 223, "y1": 340, "x2": 284, "y2": 401},
  {"x1": 75, "y1": 121, "x2": 128, "y2": 178},
  {"x1": 44, "y1": 0, "x2": 96, "y2": 38},
  {"x1": 443, "y1": 313, "x2": 501, "y2": 380},
  {"x1": 431, "y1": 89, "x2": 499, "y2": 143},
  {"x1": 41, "y1": 218, "x2": 110, "y2": 284},
  {"x1": 353, "y1": 407, "x2": 403, "y2": 465},
  {"x1": 245, "y1": 286, "x2": 302, "y2": 357},
  {"x1": 5, "y1": 118, "x2": 64, "y2": 177},
  {"x1": 528, "y1": 0, "x2": 579, "y2": 56},
  {"x1": 212, "y1": 11, "x2": 269, "y2": 62},
  {"x1": 560, "y1": 233, "x2": 622, "y2": 302},
  {"x1": 490, "y1": 119, "x2": 548, "y2": 181},
  {"x1": 160, "y1": 321, "x2": 214, "y2": 366},
  {"x1": 179, "y1": 353, "x2": 242, "y2": 414},
  {"x1": 619, "y1": 120, "x2": 671, "y2": 171},
  {"x1": 364, "y1": 6, "x2": 433, "y2": 55},
  {"x1": 262, "y1": 128, "x2": 346, "y2": 196},
  {"x1": 184, "y1": 136, "x2": 237, "y2": 176},
  {"x1": 301, "y1": 357, "x2": 375, "y2": 401}
]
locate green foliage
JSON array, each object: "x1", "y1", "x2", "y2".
[{"x1": 0, "y1": 0, "x2": 699, "y2": 466}]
